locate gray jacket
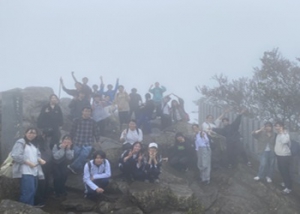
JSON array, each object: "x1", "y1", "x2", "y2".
[{"x1": 11, "y1": 138, "x2": 44, "y2": 179}]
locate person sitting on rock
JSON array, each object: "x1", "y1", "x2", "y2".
[
  {"x1": 252, "y1": 122, "x2": 276, "y2": 183},
  {"x1": 118, "y1": 142, "x2": 145, "y2": 182},
  {"x1": 83, "y1": 150, "x2": 111, "y2": 200},
  {"x1": 52, "y1": 135, "x2": 74, "y2": 198},
  {"x1": 170, "y1": 93, "x2": 189, "y2": 123},
  {"x1": 168, "y1": 132, "x2": 195, "y2": 171},
  {"x1": 67, "y1": 106, "x2": 100, "y2": 174},
  {"x1": 143, "y1": 142, "x2": 163, "y2": 183},
  {"x1": 120, "y1": 120, "x2": 143, "y2": 151}
]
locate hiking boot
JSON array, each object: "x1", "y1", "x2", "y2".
[
  {"x1": 253, "y1": 176, "x2": 260, "y2": 181},
  {"x1": 67, "y1": 165, "x2": 77, "y2": 174},
  {"x1": 266, "y1": 177, "x2": 272, "y2": 183}
]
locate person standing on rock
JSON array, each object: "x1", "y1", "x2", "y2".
[
  {"x1": 129, "y1": 88, "x2": 142, "y2": 120},
  {"x1": 52, "y1": 135, "x2": 74, "y2": 199},
  {"x1": 37, "y1": 94, "x2": 63, "y2": 149},
  {"x1": 212, "y1": 109, "x2": 251, "y2": 168},
  {"x1": 168, "y1": 132, "x2": 195, "y2": 171},
  {"x1": 148, "y1": 82, "x2": 166, "y2": 117},
  {"x1": 161, "y1": 95, "x2": 172, "y2": 130},
  {"x1": 120, "y1": 120, "x2": 143, "y2": 151},
  {"x1": 118, "y1": 142, "x2": 145, "y2": 182},
  {"x1": 192, "y1": 124, "x2": 211, "y2": 185},
  {"x1": 252, "y1": 122, "x2": 276, "y2": 183},
  {"x1": 71, "y1": 72, "x2": 93, "y2": 101},
  {"x1": 274, "y1": 121, "x2": 293, "y2": 194},
  {"x1": 68, "y1": 91, "x2": 91, "y2": 121},
  {"x1": 11, "y1": 127, "x2": 46, "y2": 206},
  {"x1": 99, "y1": 76, "x2": 119, "y2": 102},
  {"x1": 170, "y1": 93, "x2": 189, "y2": 123},
  {"x1": 92, "y1": 94, "x2": 110, "y2": 136},
  {"x1": 67, "y1": 106, "x2": 100, "y2": 174},
  {"x1": 83, "y1": 150, "x2": 111, "y2": 200},
  {"x1": 137, "y1": 93, "x2": 155, "y2": 135},
  {"x1": 114, "y1": 85, "x2": 130, "y2": 130}
]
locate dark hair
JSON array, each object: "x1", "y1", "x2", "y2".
[
  {"x1": 192, "y1": 124, "x2": 199, "y2": 128},
  {"x1": 175, "y1": 132, "x2": 185, "y2": 144},
  {"x1": 222, "y1": 118, "x2": 229, "y2": 122},
  {"x1": 206, "y1": 114, "x2": 213, "y2": 119},
  {"x1": 61, "y1": 134, "x2": 72, "y2": 141},
  {"x1": 23, "y1": 127, "x2": 38, "y2": 144},
  {"x1": 145, "y1": 93, "x2": 151, "y2": 99},
  {"x1": 129, "y1": 119, "x2": 137, "y2": 124},
  {"x1": 131, "y1": 88, "x2": 137, "y2": 93},
  {"x1": 275, "y1": 121, "x2": 284, "y2": 128},
  {"x1": 49, "y1": 94, "x2": 59, "y2": 101},
  {"x1": 93, "y1": 150, "x2": 106, "y2": 159},
  {"x1": 264, "y1": 121, "x2": 273, "y2": 128},
  {"x1": 82, "y1": 106, "x2": 92, "y2": 112},
  {"x1": 118, "y1": 85, "x2": 124, "y2": 89},
  {"x1": 131, "y1": 141, "x2": 142, "y2": 151}
]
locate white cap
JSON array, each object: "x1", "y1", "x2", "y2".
[{"x1": 148, "y1": 142, "x2": 158, "y2": 148}]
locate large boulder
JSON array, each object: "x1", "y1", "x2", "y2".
[
  {"x1": 0, "y1": 199, "x2": 49, "y2": 214},
  {"x1": 0, "y1": 177, "x2": 20, "y2": 201}
]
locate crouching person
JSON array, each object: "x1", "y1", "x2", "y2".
[
  {"x1": 83, "y1": 150, "x2": 111, "y2": 200},
  {"x1": 52, "y1": 135, "x2": 74, "y2": 198},
  {"x1": 119, "y1": 142, "x2": 145, "y2": 182},
  {"x1": 144, "y1": 142, "x2": 162, "y2": 183}
]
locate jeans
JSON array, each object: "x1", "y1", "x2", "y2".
[
  {"x1": 85, "y1": 178, "x2": 109, "y2": 199},
  {"x1": 20, "y1": 174, "x2": 38, "y2": 205},
  {"x1": 70, "y1": 145, "x2": 92, "y2": 173},
  {"x1": 137, "y1": 114, "x2": 152, "y2": 134},
  {"x1": 197, "y1": 147, "x2": 211, "y2": 181},
  {"x1": 277, "y1": 155, "x2": 292, "y2": 189},
  {"x1": 53, "y1": 162, "x2": 68, "y2": 196},
  {"x1": 257, "y1": 151, "x2": 275, "y2": 178}
]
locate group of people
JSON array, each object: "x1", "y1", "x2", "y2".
[{"x1": 61, "y1": 72, "x2": 189, "y2": 134}]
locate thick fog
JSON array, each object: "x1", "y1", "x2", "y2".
[{"x1": 1, "y1": 0, "x2": 300, "y2": 122}]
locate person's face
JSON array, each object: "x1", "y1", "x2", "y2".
[
  {"x1": 82, "y1": 108, "x2": 92, "y2": 119},
  {"x1": 206, "y1": 115, "x2": 214, "y2": 123},
  {"x1": 78, "y1": 93, "x2": 85, "y2": 100},
  {"x1": 222, "y1": 120, "x2": 229, "y2": 126},
  {"x1": 274, "y1": 124, "x2": 283, "y2": 132},
  {"x1": 75, "y1": 82, "x2": 82, "y2": 90},
  {"x1": 172, "y1": 100, "x2": 178, "y2": 107},
  {"x1": 94, "y1": 155, "x2": 104, "y2": 165},
  {"x1": 107, "y1": 85, "x2": 113, "y2": 90},
  {"x1": 92, "y1": 85, "x2": 98, "y2": 91},
  {"x1": 132, "y1": 143, "x2": 141, "y2": 153},
  {"x1": 155, "y1": 82, "x2": 159, "y2": 87},
  {"x1": 265, "y1": 125, "x2": 272, "y2": 132},
  {"x1": 176, "y1": 136, "x2": 185, "y2": 143},
  {"x1": 148, "y1": 148, "x2": 157, "y2": 155},
  {"x1": 25, "y1": 129, "x2": 37, "y2": 141},
  {"x1": 62, "y1": 138, "x2": 72, "y2": 146},
  {"x1": 129, "y1": 121, "x2": 136, "y2": 130},
  {"x1": 50, "y1": 95, "x2": 58, "y2": 105},
  {"x1": 192, "y1": 125, "x2": 199, "y2": 133},
  {"x1": 118, "y1": 86, "x2": 124, "y2": 92},
  {"x1": 82, "y1": 77, "x2": 88, "y2": 84}
]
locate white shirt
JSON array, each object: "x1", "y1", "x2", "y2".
[
  {"x1": 194, "y1": 132, "x2": 210, "y2": 150},
  {"x1": 120, "y1": 128, "x2": 143, "y2": 145},
  {"x1": 22, "y1": 143, "x2": 39, "y2": 176},
  {"x1": 275, "y1": 131, "x2": 291, "y2": 156}
]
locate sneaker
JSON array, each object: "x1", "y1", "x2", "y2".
[
  {"x1": 67, "y1": 165, "x2": 77, "y2": 174},
  {"x1": 266, "y1": 177, "x2": 272, "y2": 183},
  {"x1": 282, "y1": 188, "x2": 292, "y2": 194},
  {"x1": 253, "y1": 176, "x2": 260, "y2": 181}
]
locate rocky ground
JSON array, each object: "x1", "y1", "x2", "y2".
[{"x1": 1, "y1": 87, "x2": 300, "y2": 214}]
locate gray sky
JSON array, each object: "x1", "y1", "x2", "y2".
[{"x1": 1, "y1": 0, "x2": 300, "y2": 122}]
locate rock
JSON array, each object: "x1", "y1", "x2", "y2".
[
  {"x1": 0, "y1": 177, "x2": 20, "y2": 201},
  {"x1": 97, "y1": 201, "x2": 114, "y2": 214},
  {"x1": 61, "y1": 199, "x2": 96, "y2": 212},
  {"x1": 113, "y1": 206, "x2": 144, "y2": 214},
  {"x1": 168, "y1": 184, "x2": 198, "y2": 211},
  {"x1": 0, "y1": 199, "x2": 49, "y2": 214},
  {"x1": 59, "y1": 97, "x2": 72, "y2": 131},
  {"x1": 22, "y1": 87, "x2": 54, "y2": 128}
]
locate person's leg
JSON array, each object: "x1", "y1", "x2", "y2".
[
  {"x1": 197, "y1": 149, "x2": 204, "y2": 180},
  {"x1": 280, "y1": 156, "x2": 292, "y2": 189},
  {"x1": 257, "y1": 151, "x2": 268, "y2": 179},
  {"x1": 70, "y1": 145, "x2": 92, "y2": 172},
  {"x1": 202, "y1": 148, "x2": 211, "y2": 182},
  {"x1": 52, "y1": 163, "x2": 61, "y2": 196},
  {"x1": 94, "y1": 178, "x2": 110, "y2": 189},
  {"x1": 20, "y1": 175, "x2": 37, "y2": 205},
  {"x1": 266, "y1": 151, "x2": 276, "y2": 179}
]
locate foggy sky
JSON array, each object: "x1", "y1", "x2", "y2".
[{"x1": 1, "y1": 0, "x2": 300, "y2": 122}]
